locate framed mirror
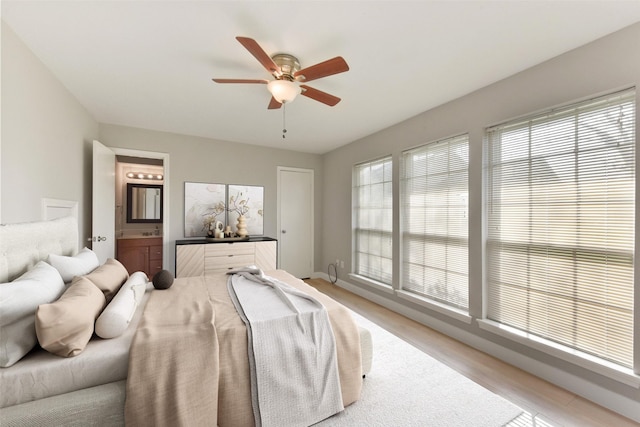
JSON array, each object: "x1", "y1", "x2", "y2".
[{"x1": 126, "y1": 183, "x2": 163, "y2": 223}]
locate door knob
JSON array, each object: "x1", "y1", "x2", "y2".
[{"x1": 281, "y1": 230, "x2": 287, "y2": 234}]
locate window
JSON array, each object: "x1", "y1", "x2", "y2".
[
  {"x1": 401, "y1": 134, "x2": 469, "y2": 311},
  {"x1": 486, "y1": 88, "x2": 635, "y2": 369},
  {"x1": 353, "y1": 156, "x2": 393, "y2": 285}
]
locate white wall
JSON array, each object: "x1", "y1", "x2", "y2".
[
  {"x1": 1, "y1": 21, "x2": 98, "y2": 243},
  {"x1": 320, "y1": 22, "x2": 640, "y2": 420}
]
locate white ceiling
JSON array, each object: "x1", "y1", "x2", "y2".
[{"x1": 3, "y1": 1, "x2": 640, "y2": 154}]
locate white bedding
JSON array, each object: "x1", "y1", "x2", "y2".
[{"x1": 0, "y1": 283, "x2": 152, "y2": 408}]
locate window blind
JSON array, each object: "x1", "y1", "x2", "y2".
[
  {"x1": 401, "y1": 134, "x2": 469, "y2": 310},
  {"x1": 486, "y1": 88, "x2": 635, "y2": 368},
  {"x1": 353, "y1": 156, "x2": 393, "y2": 285}
]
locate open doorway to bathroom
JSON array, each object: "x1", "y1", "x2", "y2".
[{"x1": 114, "y1": 155, "x2": 165, "y2": 277}]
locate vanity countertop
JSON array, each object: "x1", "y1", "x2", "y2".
[{"x1": 117, "y1": 234, "x2": 162, "y2": 240}]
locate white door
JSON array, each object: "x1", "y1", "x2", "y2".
[
  {"x1": 92, "y1": 140, "x2": 116, "y2": 263},
  {"x1": 278, "y1": 167, "x2": 313, "y2": 278}
]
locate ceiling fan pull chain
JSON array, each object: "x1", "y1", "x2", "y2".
[{"x1": 282, "y1": 103, "x2": 287, "y2": 139}]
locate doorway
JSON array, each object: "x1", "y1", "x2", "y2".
[
  {"x1": 277, "y1": 167, "x2": 314, "y2": 278},
  {"x1": 92, "y1": 142, "x2": 170, "y2": 270}
]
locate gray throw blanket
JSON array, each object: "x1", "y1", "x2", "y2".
[{"x1": 227, "y1": 267, "x2": 344, "y2": 427}]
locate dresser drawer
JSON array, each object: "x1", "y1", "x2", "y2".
[
  {"x1": 205, "y1": 254, "x2": 255, "y2": 273},
  {"x1": 205, "y1": 242, "x2": 255, "y2": 257}
]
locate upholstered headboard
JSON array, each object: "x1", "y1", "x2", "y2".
[{"x1": 0, "y1": 216, "x2": 78, "y2": 282}]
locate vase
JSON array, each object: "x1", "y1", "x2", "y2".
[{"x1": 236, "y1": 215, "x2": 248, "y2": 237}]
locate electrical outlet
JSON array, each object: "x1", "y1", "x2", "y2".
[{"x1": 340, "y1": 260, "x2": 344, "y2": 269}]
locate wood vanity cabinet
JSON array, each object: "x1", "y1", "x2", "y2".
[
  {"x1": 175, "y1": 238, "x2": 277, "y2": 278},
  {"x1": 117, "y1": 237, "x2": 163, "y2": 278}
]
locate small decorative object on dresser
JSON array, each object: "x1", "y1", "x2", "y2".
[{"x1": 235, "y1": 215, "x2": 248, "y2": 237}]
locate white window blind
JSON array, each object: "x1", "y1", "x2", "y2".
[
  {"x1": 486, "y1": 88, "x2": 635, "y2": 368},
  {"x1": 401, "y1": 134, "x2": 469, "y2": 310},
  {"x1": 353, "y1": 156, "x2": 393, "y2": 285}
]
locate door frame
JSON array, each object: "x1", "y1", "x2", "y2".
[
  {"x1": 111, "y1": 147, "x2": 170, "y2": 272},
  {"x1": 277, "y1": 166, "x2": 314, "y2": 275}
]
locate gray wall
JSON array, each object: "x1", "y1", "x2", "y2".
[
  {"x1": 98, "y1": 124, "x2": 323, "y2": 272},
  {"x1": 1, "y1": 22, "x2": 98, "y2": 242},
  {"x1": 321, "y1": 22, "x2": 640, "y2": 420}
]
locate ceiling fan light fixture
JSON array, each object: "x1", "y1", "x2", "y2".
[{"x1": 267, "y1": 79, "x2": 301, "y2": 104}]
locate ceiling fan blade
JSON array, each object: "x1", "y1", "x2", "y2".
[
  {"x1": 212, "y1": 78, "x2": 268, "y2": 84},
  {"x1": 294, "y1": 57, "x2": 349, "y2": 82},
  {"x1": 300, "y1": 85, "x2": 341, "y2": 106},
  {"x1": 236, "y1": 36, "x2": 280, "y2": 76},
  {"x1": 268, "y1": 97, "x2": 282, "y2": 110}
]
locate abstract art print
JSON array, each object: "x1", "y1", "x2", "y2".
[
  {"x1": 184, "y1": 182, "x2": 226, "y2": 237},
  {"x1": 227, "y1": 184, "x2": 264, "y2": 236}
]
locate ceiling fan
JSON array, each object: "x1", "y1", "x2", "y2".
[{"x1": 212, "y1": 37, "x2": 349, "y2": 109}]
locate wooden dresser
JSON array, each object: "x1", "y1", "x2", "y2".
[
  {"x1": 116, "y1": 237, "x2": 163, "y2": 278},
  {"x1": 175, "y1": 237, "x2": 277, "y2": 278}
]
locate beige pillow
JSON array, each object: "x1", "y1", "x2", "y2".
[
  {"x1": 35, "y1": 276, "x2": 106, "y2": 357},
  {"x1": 85, "y1": 258, "x2": 128, "y2": 303}
]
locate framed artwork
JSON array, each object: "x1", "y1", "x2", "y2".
[
  {"x1": 227, "y1": 184, "x2": 264, "y2": 236},
  {"x1": 184, "y1": 182, "x2": 226, "y2": 237}
]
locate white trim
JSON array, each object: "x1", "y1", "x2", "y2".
[
  {"x1": 477, "y1": 319, "x2": 640, "y2": 388},
  {"x1": 41, "y1": 198, "x2": 78, "y2": 220},
  {"x1": 112, "y1": 147, "x2": 170, "y2": 274},
  {"x1": 396, "y1": 289, "x2": 472, "y2": 324},
  {"x1": 348, "y1": 273, "x2": 394, "y2": 294}
]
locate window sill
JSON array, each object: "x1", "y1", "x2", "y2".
[
  {"x1": 477, "y1": 319, "x2": 640, "y2": 388},
  {"x1": 348, "y1": 274, "x2": 394, "y2": 294},
  {"x1": 395, "y1": 290, "x2": 472, "y2": 324}
]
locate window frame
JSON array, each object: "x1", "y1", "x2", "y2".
[
  {"x1": 398, "y1": 134, "x2": 471, "y2": 321},
  {"x1": 351, "y1": 155, "x2": 394, "y2": 290},
  {"x1": 481, "y1": 87, "x2": 638, "y2": 384}
]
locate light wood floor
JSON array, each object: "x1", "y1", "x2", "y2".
[{"x1": 304, "y1": 278, "x2": 639, "y2": 427}]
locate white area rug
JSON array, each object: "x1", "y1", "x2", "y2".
[{"x1": 316, "y1": 312, "x2": 523, "y2": 427}]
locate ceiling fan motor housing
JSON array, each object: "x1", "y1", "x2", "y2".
[{"x1": 272, "y1": 53, "x2": 301, "y2": 81}]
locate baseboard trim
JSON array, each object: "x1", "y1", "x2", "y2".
[{"x1": 311, "y1": 271, "x2": 640, "y2": 423}]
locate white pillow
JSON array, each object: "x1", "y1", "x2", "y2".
[
  {"x1": 0, "y1": 261, "x2": 65, "y2": 367},
  {"x1": 95, "y1": 271, "x2": 148, "y2": 339},
  {"x1": 48, "y1": 247, "x2": 100, "y2": 283}
]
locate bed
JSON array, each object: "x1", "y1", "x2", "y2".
[{"x1": 0, "y1": 217, "x2": 371, "y2": 426}]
